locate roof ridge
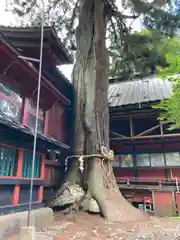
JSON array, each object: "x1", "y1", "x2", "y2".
[{"x1": 109, "y1": 74, "x2": 180, "y2": 87}]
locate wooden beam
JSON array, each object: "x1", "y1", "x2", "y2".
[
  {"x1": 110, "y1": 111, "x2": 157, "y2": 119},
  {"x1": 111, "y1": 133, "x2": 180, "y2": 141},
  {"x1": 110, "y1": 131, "x2": 127, "y2": 138},
  {"x1": 129, "y1": 116, "x2": 134, "y2": 137},
  {"x1": 9, "y1": 41, "x2": 50, "y2": 48},
  {"x1": 44, "y1": 111, "x2": 49, "y2": 135},
  {"x1": 160, "y1": 121, "x2": 164, "y2": 137},
  {"x1": 136, "y1": 124, "x2": 160, "y2": 137}
]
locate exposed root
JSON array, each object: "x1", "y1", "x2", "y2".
[
  {"x1": 95, "y1": 189, "x2": 148, "y2": 222},
  {"x1": 49, "y1": 153, "x2": 147, "y2": 223},
  {"x1": 88, "y1": 157, "x2": 148, "y2": 222},
  {"x1": 79, "y1": 191, "x2": 92, "y2": 211}
]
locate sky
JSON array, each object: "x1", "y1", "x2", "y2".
[
  {"x1": 0, "y1": 0, "x2": 142, "y2": 81},
  {"x1": 0, "y1": 1, "x2": 13, "y2": 25}
]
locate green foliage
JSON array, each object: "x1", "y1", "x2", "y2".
[
  {"x1": 5, "y1": 0, "x2": 180, "y2": 67},
  {"x1": 109, "y1": 28, "x2": 180, "y2": 81},
  {"x1": 156, "y1": 36, "x2": 180, "y2": 76},
  {"x1": 109, "y1": 29, "x2": 170, "y2": 80},
  {"x1": 154, "y1": 74, "x2": 180, "y2": 130},
  {"x1": 153, "y1": 35, "x2": 180, "y2": 130}
]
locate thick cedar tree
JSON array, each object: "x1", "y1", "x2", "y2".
[{"x1": 6, "y1": 0, "x2": 180, "y2": 221}]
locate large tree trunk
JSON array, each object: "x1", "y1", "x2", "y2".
[{"x1": 51, "y1": 0, "x2": 147, "y2": 222}]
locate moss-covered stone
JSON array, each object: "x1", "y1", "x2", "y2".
[{"x1": 51, "y1": 184, "x2": 85, "y2": 207}]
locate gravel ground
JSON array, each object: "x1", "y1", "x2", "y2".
[{"x1": 35, "y1": 212, "x2": 180, "y2": 240}]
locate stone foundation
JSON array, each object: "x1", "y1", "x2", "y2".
[{"x1": 0, "y1": 208, "x2": 54, "y2": 240}]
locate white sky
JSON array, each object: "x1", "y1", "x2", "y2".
[
  {"x1": 0, "y1": 0, "x2": 142, "y2": 81},
  {"x1": 0, "y1": 0, "x2": 142, "y2": 28},
  {"x1": 0, "y1": 1, "x2": 13, "y2": 25}
]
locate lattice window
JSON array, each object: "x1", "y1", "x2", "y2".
[
  {"x1": 0, "y1": 146, "x2": 16, "y2": 176},
  {"x1": 27, "y1": 114, "x2": 44, "y2": 134},
  {"x1": 136, "y1": 154, "x2": 150, "y2": 167},
  {"x1": 120, "y1": 154, "x2": 133, "y2": 167},
  {"x1": 22, "y1": 151, "x2": 41, "y2": 178},
  {"x1": 150, "y1": 153, "x2": 165, "y2": 167},
  {"x1": 166, "y1": 152, "x2": 180, "y2": 167},
  {"x1": 25, "y1": 98, "x2": 45, "y2": 134}
]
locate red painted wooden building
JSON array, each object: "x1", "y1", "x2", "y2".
[
  {"x1": 0, "y1": 27, "x2": 74, "y2": 214},
  {"x1": 1, "y1": 26, "x2": 179, "y2": 218},
  {"x1": 109, "y1": 77, "x2": 180, "y2": 217}
]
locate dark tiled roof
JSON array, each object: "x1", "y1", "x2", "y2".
[
  {"x1": 108, "y1": 77, "x2": 174, "y2": 107},
  {"x1": 0, "y1": 26, "x2": 73, "y2": 64}
]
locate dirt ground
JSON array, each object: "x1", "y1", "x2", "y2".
[{"x1": 36, "y1": 211, "x2": 180, "y2": 240}]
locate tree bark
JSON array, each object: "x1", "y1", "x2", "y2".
[
  {"x1": 72, "y1": 0, "x2": 147, "y2": 222},
  {"x1": 51, "y1": 0, "x2": 147, "y2": 222}
]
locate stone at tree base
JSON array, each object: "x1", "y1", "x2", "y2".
[
  {"x1": 51, "y1": 183, "x2": 101, "y2": 214},
  {"x1": 89, "y1": 198, "x2": 100, "y2": 213},
  {"x1": 51, "y1": 184, "x2": 85, "y2": 207},
  {"x1": 0, "y1": 208, "x2": 53, "y2": 240}
]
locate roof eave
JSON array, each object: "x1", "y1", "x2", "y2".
[{"x1": 0, "y1": 26, "x2": 73, "y2": 65}]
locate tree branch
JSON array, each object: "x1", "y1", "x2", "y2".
[
  {"x1": 122, "y1": 13, "x2": 140, "y2": 19},
  {"x1": 109, "y1": 9, "x2": 140, "y2": 19},
  {"x1": 69, "y1": 0, "x2": 79, "y2": 30},
  {"x1": 109, "y1": 17, "x2": 118, "y2": 42}
]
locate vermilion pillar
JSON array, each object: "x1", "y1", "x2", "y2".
[
  {"x1": 37, "y1": 154, "x2": 45, "y2": 201},
  {"x1": 21, "y1": 98, "x2": 29, "y2": 126},
  {"x1": 175, "y1": 192, "x2": 180, "y2": 215},
  {"x1": 44, "y1": 111, "x2": 49, "y2": 135},
  {"x1": 11, "y1": 150, "x2": 23, "y2": 205}
]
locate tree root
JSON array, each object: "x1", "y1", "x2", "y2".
[
  {"x1": 79, "y1": 191, "x2": 92, "y2": 212},
  {"x1": 49, "y1": 154, "x2": 148, "y2": 223},
  {"x1": 95, "y1": 190, "x2": 148, "y2": 222},
  {"x1": 88, "y1": 158, "x2": 148, "y2": 222}
]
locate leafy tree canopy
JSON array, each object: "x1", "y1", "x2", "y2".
[
  {"x1": 109, "y1": 28, "x2": 180, "y2": 82},
  {"x1": 5, "y1": 0, "x2": 180, "y2": 65},
  {"x1": 109, "y1": 29, "x2": 168, "y2": 81},
  {"x1": 154, "y1": 74, "x2": 180, "y2": 130},
  {"x1": 156, "y1": 35, "x2": 180, "y2": 77}
]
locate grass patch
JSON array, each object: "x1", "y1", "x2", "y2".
[{"x1": 168, "y1": 216, "x2": 180, "y2": 220}]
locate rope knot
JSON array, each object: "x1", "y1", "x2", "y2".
[{"x1": 100, "y1": 146, "x2": 114, "y2": 161}]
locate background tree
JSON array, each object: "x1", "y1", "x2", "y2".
[
  {"x1": 109, "y1": 29, "x2": 168, "y2": 81},
  {"x1": 156, "y1": 35, "x2": 180, "y2": 77},
  {"x1": 154, "y1": 74, "x2": 180, "y2": 130},
  {"x1": 5, "y1": 0, "x2": 180, "y2": 221},
  {"x1": 109, "y1": 29, "x2": 180, "y2": 82}
]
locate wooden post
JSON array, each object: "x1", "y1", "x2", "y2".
[
  {"x1": 37, "y1": 154, "x2": 45, "y2": 201},
  {"x1": 40, "y1": 154, "x2": 45, "y2": 180},
  {"x1": 44, "y1": 111, "x2": 49, "y2": 135},
  {"x1": 21, "y1": 98, "x2": 29, "y2": 126},
  {"x1": 129, "y1": 116, "x2": 133, "y2": 138},
  {"x1": 130, "y1": 116, "x2": 137, "y2": 177},
  {"x1": 160, "y1": 121, "x2": 164, "y2": 137},
  {"x1": 11, "y1": 150, "x2": 23, "y2": 205}
]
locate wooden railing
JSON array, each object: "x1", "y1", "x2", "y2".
[{"x1": 116, "y1": 176, "x2": 180, "y2": 191}]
